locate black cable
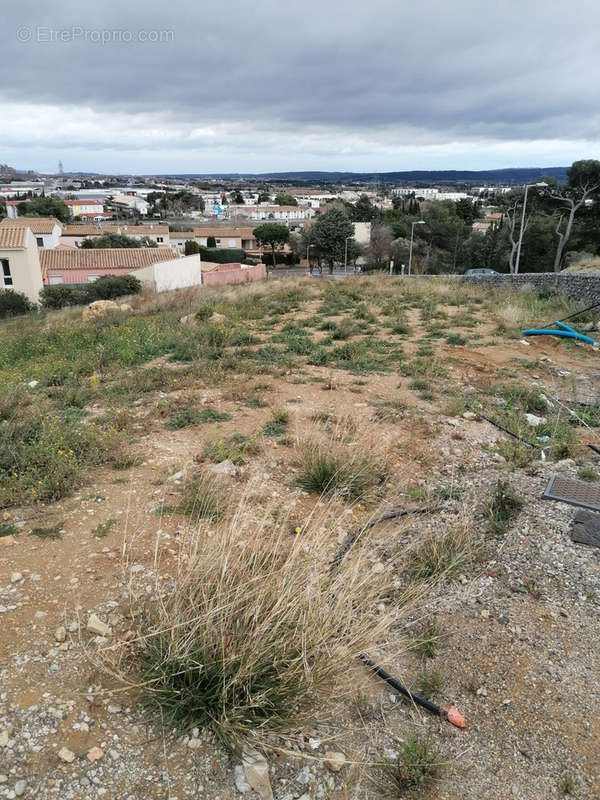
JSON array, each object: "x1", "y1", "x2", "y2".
[
  {"x1": 329, "y1": 507, "x2": 434, "y2": 575},
  {"x1": 359, "y1": 653, "x2": 443, "y2": 716},
  {"x1": 586, "y1": 441, "x2": 600, "y2": 456},
  {"x1": 540, "y1": 301, "x2": 600, "y2": 332},
  {"x1": 473, "y1": 410, "x2": 541, "y2": 449},
  {"x1": 463, "y1": 397, "x2": 541, "y2": 449}
]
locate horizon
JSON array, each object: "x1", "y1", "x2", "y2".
[{"x1": 6, "y1": 165, "x2": 572, "y2": 180}]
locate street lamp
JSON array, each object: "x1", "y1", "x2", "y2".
[
  {"x1": 514, "y1": 182, "x2": 548, "y2": 275},
  {"x1": 344, "y1": 236, "x2": 353, "y2": 273},
  {"x1": 408, "y1": 221, "x2": 425, "y2": 276}
]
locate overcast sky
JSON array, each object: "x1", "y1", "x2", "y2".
[{"x1": 2, "y1": 0, "x2": 599, "y2": 174}]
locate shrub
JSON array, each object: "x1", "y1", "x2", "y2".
[
  {"x1": 87, "y1": 274, "x2": 142, "y2": 301},
  {"x1": 203, "y1": 431, "x2": 261, "y2": 465},
  {"x1": 40, "y1": 285, "x2": 87, "y2": 309},
  {"x1": 184, "y1": 240, "x2": 201, "y2": 255},
  {"x1": 199, "y1": 247, "x2": 245, "y2": 264},
  {"x1": 132, "y1": 503, "x2": 395, "y2": 745},
  {"x1": 376, "y1": 734, "x2": 445, "y2": 795},
  {"x1": 0, "y1": 289, "x2": 33, "y2": 318},
  {"x1": 296, "y1": 442, "x2": 387, "y2": 499}
]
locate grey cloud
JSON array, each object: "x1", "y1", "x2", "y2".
[{"x1": 1, "y1": 0, "x2": 599, "y2": 170}]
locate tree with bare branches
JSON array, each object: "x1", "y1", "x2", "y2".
[{"x1": 547, "y1": 160, "x2": 600, "y2": 272}]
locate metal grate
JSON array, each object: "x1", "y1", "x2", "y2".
[
  {"x1": 543, "y1": 475, "x2": 600, "y2": 512},
  {"x1": 571, "y1": 510, "x2": 600, "y2": 548}
]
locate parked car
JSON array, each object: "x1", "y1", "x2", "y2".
[{"x1": 464, "y1": 268, "x2": 498, "y2": 276}]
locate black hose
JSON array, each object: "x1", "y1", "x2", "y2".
[
  {"x1": 329, "y1": 507, "x2": 434, "y2": 575},
  {"x1": 540, "y1": 301, "x2": 600, "y2": 331},
  {"x1": 359, "y1": 654, "x2": 444, "y2": 717},
  {"x1": 465, "y1": 406, "x2": 541, "y2": 449},
  {"x1": 586, "y1": 441, "x2": 600, "y2": 456}
]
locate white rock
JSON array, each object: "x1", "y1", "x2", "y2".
[
  {"x1": 168, "y1": 470, "x2": 185, "y2": 483},
  {"x1": 55, "y1": 626, "x2": 67, "y2": 643},
  {"x1": 462, "y1": 411, "x2": 477, "y2": 420},
  {"x1": 86, "y1": 614, "x2": 111, "y2": 637},
  {"x1": 28, "y1": 380, "x2": 39, "y2": 389},
  {"x1": 372, "y1": 562, "x2": 385, "y2": 574},
  {"x1": 86, "y1": 746, "x2": 104, "y2": 762},
  {"x1": 106, "y1": 705, "x2": 121, "y2": 714},
  {"x1": 242, "y1": 749, "x2": 273, "y2": 800},
  {"x1": 0, "y1": 774, "x2": 7, "y2": 783},
  {"x1": 234, "y1": 765, "x2": 250, "y2": 793},
  {"x1": 10, "y1": 572, "x2": 23, "y2": 583},
  {"x1": 14, "y1": 779, "x2": 26, "y2": 797},
  {"x1": 324, "y1": 751, "x2": 346, "y2": 772},
  {"x1": 58, "y1": 746, "x2": 76, "y2": 763},
  {"x1": 0, "y1": 730, "x2": 9, "y2": 747},
  {"x1": 208, "y1": 459, "x2": 238, "y2": 477},
  {"x1": 308, "y1": 737, "x2": 321, "y2": 750},
  {"x1": 524, "y1": 413, "x2": 545, "y2": 427},
  {"x1": 187, "y1": 738, "x2": 202, "y2": 749}
]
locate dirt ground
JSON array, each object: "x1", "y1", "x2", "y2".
[{"x1": 1, "y1": 280, "x2": 599, "y2": 799}]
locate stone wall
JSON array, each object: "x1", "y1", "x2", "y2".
[{"x1": 458, "y1": 272, "x2": 600, "y2": 306}]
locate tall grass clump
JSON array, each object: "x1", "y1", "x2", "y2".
[
  {"x1": 408, "y1": 523, "x2": 479, "y2": 581},
  {"x1": 296, "y1": 441, "x2": 387, "y2": 499},
  {"x1": 177, "y1": 473, "x2": 228, "y2": 522},
  {"x1": 130, "y1": 500, "x2": 397, "y2": 746}
]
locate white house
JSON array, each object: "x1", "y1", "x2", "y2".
[
  {"x1": 64, "y1": 199, "x2": 105, "y2": 217},
  {"x1": 0, "y1": 226, "x2": 43, "y2": 303},
  {"x1": 0, "y1": 217, "x2": 63, "y2": 248},
  {"x1": 109, "y1": 194, "x2": 149, "y2": 216},
  {"x1": 228, "y1": 205, "x2": 314, "y2": 222}
]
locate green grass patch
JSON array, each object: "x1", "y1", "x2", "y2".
[{"x1": 166, "y1": 407, "x2": 232, "y2": 429}]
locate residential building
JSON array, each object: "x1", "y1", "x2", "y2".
[
  {"x1": 0, "y1": 226, "x2": 44, "y2": 303},
  {"x1": 228, "y1": 205, "x2": 314, "y2": 222},
  {"x1": 64, "y1": 199, "x2": 105, "y2": 217},
  {"x1": 169, "y1": 231, "x2": 197, "y2": 253},
  {"x1": 40, "y1": 246, "x2": 178, "y2": 285},
  {"x1": 0, "y1": 217, "x2": 63, "y2": 248},
  {"x1": 108, "y1": 194, "x2": 149, "y2": 215},
  {"x1": 59, "y1": 224, "x2": 170, "y2": 248},
  {"x1": 193, "y1": 226, "x2": 257, "y2": 251}
]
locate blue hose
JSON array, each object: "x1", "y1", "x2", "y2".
[{"x1": 523, "y1": 321, "x2": 597, "y2": 345}]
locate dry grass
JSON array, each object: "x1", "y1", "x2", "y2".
[
  {"x1": 407, "y1": 521, "x2": 481, "y2": 581},
  {"x1": 296, "y1": 438, "x2": 388, "y2": 500},
  {"x1": 117, "y1": 490, "x2": 407, "y2": 747}
]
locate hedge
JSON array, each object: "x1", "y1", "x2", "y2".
[{"x1": 40, "y1": 275, "x2": 142, "y2": 309}]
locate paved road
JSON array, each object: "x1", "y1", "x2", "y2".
[{"x1": 270, "y1": 268, "x2": 360, "y2": 280}]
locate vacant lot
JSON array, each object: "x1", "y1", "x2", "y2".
[{"x1": 1, "y1": 276, "x2": 599, "y2": 799}]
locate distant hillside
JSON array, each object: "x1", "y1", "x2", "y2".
[{"x1": 161, "y1": 167, "x2": 568, "y2": 185}]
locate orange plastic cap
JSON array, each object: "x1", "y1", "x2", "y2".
[{"x1": 445, "y1": 705, "x2": 466, "y2": 728}]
